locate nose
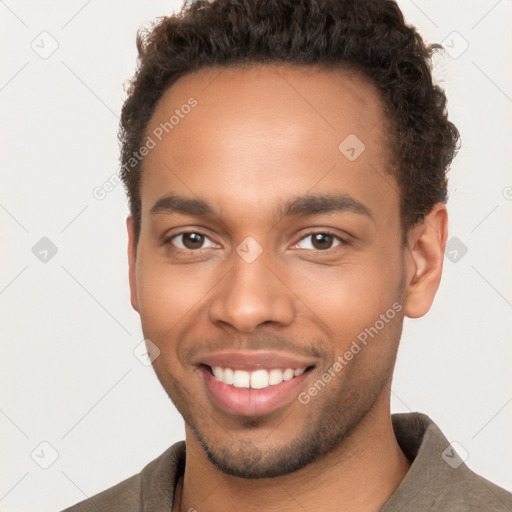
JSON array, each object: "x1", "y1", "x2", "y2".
[{"x1": 208, "y1": 254, "x2": 295, "y2": 333}]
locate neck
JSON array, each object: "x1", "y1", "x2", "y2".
[{"x1": 176, "y1": 400, "x2": 410, "y2": 512}]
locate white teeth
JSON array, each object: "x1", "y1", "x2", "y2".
[
  {"x1": 233, "y1": 369, "x2": 250, "y2": 388},
  {"x1": 250, "y1": 369, "x2": 269, "y2": 389},
  {"x1": 282, "y1": 368, "x2": 294, "y2": 381},
  {"x1": 268, "y1": 368, "x2": 284, "y2": 385},
  {"x1": 212, "y1": 366, "x2": 223, "y2": 380},
  {"x1": 223, "y1": 367, "x2": 234, "y2": 385},
  {"x1": 210, "y1": 366, "x2": 307, "y2": 389}
]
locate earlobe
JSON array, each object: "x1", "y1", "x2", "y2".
[
  {"x1": 403, "y1": 203, "x2": 448, "y2": 318},
  {"x1": 126, "y1": 215, "x2": 140, "y2": 313}
]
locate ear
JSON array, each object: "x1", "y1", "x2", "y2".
[
  {"x1": 403, "y1": 203, "x2": 448, "y2": 318},
  {"x1": 126, "y1": 215, "x2": 140, "y2": 313}
]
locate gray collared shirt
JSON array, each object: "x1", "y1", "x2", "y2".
[{"x1": 61, "y1": 412, "x2": 512, "y2": 511}]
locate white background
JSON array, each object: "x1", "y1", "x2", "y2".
[{"x1": 1, "y1": 1, "x2": 511, "y2": 510}]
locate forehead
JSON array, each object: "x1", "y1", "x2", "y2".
[{"x1": 140, "y1": 64, "x2": 398, "y2": 225}]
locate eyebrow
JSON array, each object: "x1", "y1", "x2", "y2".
[
  {"x1": 280, "y1": 193, "x2": 373, "y2": 220},
  {"x1": 150, "y1": 194, "x2": 217, "y2": 217},
  {"x1": 150, "y1": 193, "x2": 373, "y2": 221}
]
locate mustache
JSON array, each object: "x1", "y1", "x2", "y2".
[{"x1": 181, "y1": 332, "x2": 328, "y2": 363}]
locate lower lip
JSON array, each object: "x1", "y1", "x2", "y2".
[{"x1": 200, "y1": 366, "x2": 312, "y2": 416}]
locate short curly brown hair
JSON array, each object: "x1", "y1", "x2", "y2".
[{"x1": 119, "y1": 0, "x2": 459, "y2": 243}]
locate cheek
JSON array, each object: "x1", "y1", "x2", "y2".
[
  {"x1": 280, "y1": 250, "x2": 403, "y2": 339},
  {"x1": 135, "y1": 250, "x2": 218, "y2": 338}
]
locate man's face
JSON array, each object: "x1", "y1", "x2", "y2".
[{"x1": 128, "y1": 64, "x2": 409, "y2": 478}]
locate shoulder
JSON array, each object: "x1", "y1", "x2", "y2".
[
  {"x1": 460, "y1": 468, "x2": 512, "y2": 511},
  {"x1": 386, "y1": 413, "x2": 512, "y2": 511},
  {"x1": 426, "y1": 466, "x2": 512, "y2": 511},
  {"x1": 60, "y1": 472, "x2": 142, "y2": 512},
  {"x1": 59, "y1": 441, "x2": 186, "y2": 512}
]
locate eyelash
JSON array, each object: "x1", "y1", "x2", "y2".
[
  {"x1": 296, "y1": 230, "x2": 349, "y2": 250},
  {"x1": 164, "y1": 229, "x2": 349, "y2": 253}
]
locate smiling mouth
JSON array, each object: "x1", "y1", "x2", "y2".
[{"x1": 201, "y1": 363, "x2": 315, "y2": 390}]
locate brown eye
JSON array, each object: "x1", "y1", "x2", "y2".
[
  {"x1": 294, "y1": 232, "x2": 345, "y2": 251},
  {"x1": 170, "y1": 232, "x2": 214, "y2": 250},
  {"x1": 311, "y1": 233, "x2": 335, "y2": 250},
  {"x1": 182, "y1": 233, "x2": 204, "y2": 249}
]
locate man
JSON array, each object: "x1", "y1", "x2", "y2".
[{"x1": 62, "y1": 0, "x2": 512, "y2": 510}]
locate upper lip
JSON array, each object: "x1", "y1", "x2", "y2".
[{"x1": 194, "y1": 351, "x2": 317, "y2": 371}]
